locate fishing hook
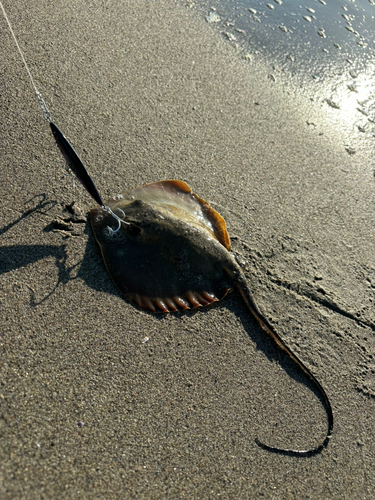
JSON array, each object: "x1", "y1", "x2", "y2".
[{"x1": 102, "y1": 206, "x2": 129, "y2": 234}]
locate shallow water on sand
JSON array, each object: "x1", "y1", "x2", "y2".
[{"x1": 187, "y1": 0, "x2": 375, "y2": 152}]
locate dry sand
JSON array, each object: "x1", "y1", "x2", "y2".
[{"x1": 1, "y1": 0, "x2": 374, "y2": 498}]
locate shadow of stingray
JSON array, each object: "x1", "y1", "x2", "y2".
[
  {"x1": 76, "y1": 220, "x2": 124, "y2": 298},
  {"x1": 0, "y1": 244, "x2": 70, "y2": 305},
  {"x1": 1, "y1": 194, "x2": 70, "y2": 304},
  {"x1": 0, "y1": 198, "x2": 118, "y2": 305},
  {"x1": 0, "y1": 244, "x2": 67, "y2": 275}
]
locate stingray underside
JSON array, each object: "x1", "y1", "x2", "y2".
[{"x1": 90, "y1": 180, "x2": 235, "y2": 312}]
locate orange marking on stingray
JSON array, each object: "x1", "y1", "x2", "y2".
[
  {"x1": 134, "y1": 294, "x2": 144, "y2": 309},
  {"x1": 194, "y1": 292, "x2": 211, "y2": 306},
  {"x1": 142, "y1": 296, "x2": 157, "y2": 313},
  {"x1": 201, "y1": 291, "x2": 218, "y2": 303},
  {"x1": 164, "y1": 297, "x2": 178, "y2": 312},
  {"x1": 185, "y1": 291, "x2": 202, "y2": 308},
  {"x1": 173, "y1": 296, "x2": 190, "y2": 310},
  {"x1": 154, "y1": 298, "x2": 169, "y2": 313}
]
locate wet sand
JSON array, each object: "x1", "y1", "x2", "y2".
[{"x1": 1, "y1": 0, "x2": 374, "y2": 498}]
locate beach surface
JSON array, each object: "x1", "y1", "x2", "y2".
[{"x1": 1, "y1": 0, "x2": 374, "y2": 498}]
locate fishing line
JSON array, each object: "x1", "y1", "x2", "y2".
[
  {"x1": 0, "y1": 0, "x2": 127, "y2": 232},
  {"x1": 0, "y1": 1, "x2": 51, "y2": 122}
]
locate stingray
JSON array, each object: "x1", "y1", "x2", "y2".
[{"x1": 51, "y1": 121, "x2": 333, "y2": 457}]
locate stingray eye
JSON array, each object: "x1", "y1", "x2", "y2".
[
  {"x1": 125, "y1": 223, "x2": 142, "y2": 237},
  {"x1": 131, "y1": 199, "x2": 145, "y2": 208}
]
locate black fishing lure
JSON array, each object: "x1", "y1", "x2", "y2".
[{"x1": 50, "y1": 122, "x2": 103, "y2": 207}]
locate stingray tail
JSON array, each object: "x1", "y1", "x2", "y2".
[
  {"x1": 50, "y1": 121, "x2": 104, "y2": 207},
  {"x1": 234, "y1": 270, "x2": 333, "y2": 457}
]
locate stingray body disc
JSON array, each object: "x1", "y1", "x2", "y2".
[{"x1": 90, "y1": 180, "x2": 235, "y2": 312}]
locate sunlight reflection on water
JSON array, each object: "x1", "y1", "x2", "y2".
[{"x1": 189, "y1": 0, "x2": 375, "y2": 148}]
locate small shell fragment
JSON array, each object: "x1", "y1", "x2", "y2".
[
  {"x1": 206, "y1": 12, "x2": 221, "y2": 23},
  {"x1": 224, "y1": 32, "x2": 237, "y2": 42}
]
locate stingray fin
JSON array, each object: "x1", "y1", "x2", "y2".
[
  {"x1": 136, "y1": 180, "x2": 231, "y2": 250},
  {"x1": 162, "y1": 180, "x2": 231, "y2": 250},
  {"x1": 193, "y1": 193, "x2": 231, "y2": 250},
  {"x1": 159, "y1": 180, "x2": 192, "y2": 194}
]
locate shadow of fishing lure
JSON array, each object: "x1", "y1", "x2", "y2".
[{"x1": 50, "y1": 121, "x2": 333, "y2": 458}]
